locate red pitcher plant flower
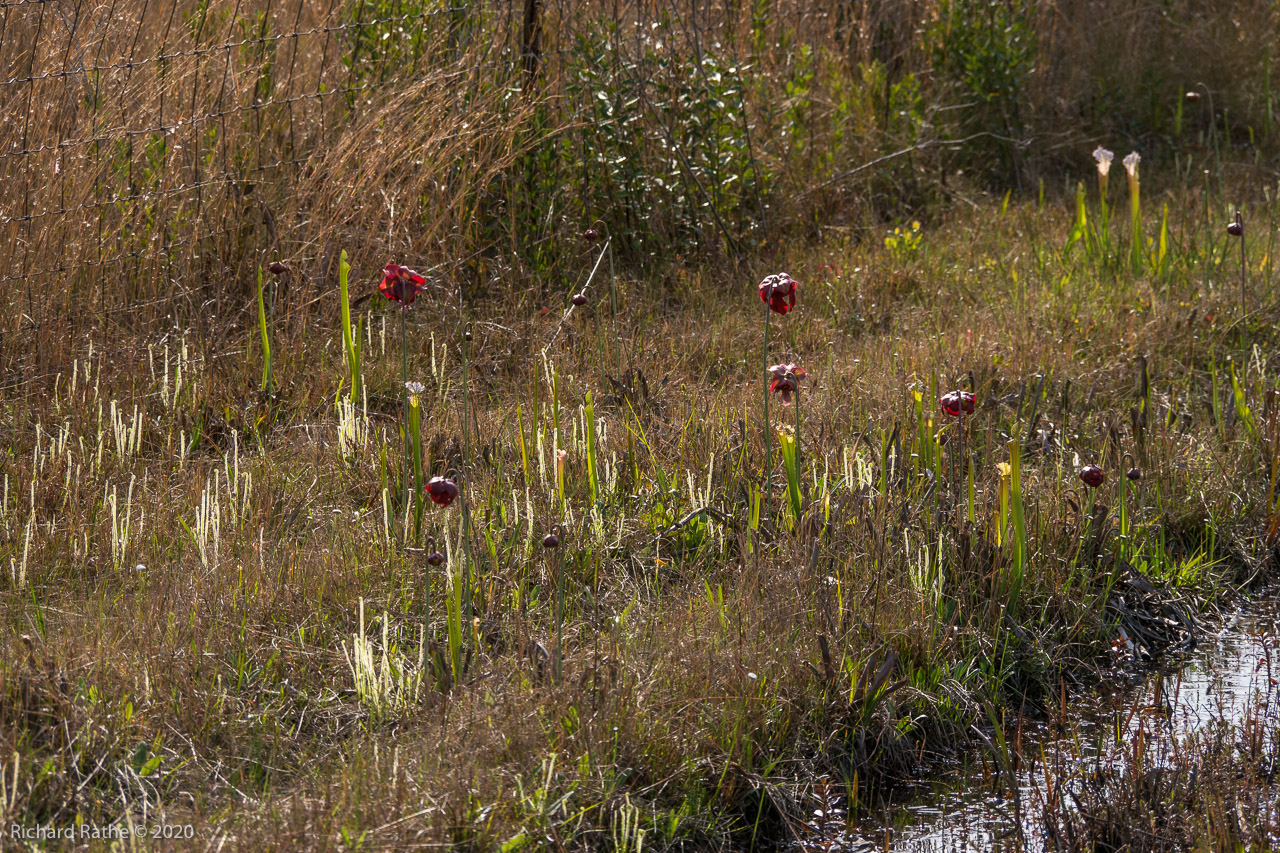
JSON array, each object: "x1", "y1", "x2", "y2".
[
  {"x1": 379, "y1": 263, "x2": 427, "y2": 307},
  {"x1": 939, "y1": 390, "x2": 976, "y2": 417},
  {"x1": 426, "y1": 476, "x2": 459, "y2": 507},
  {"x1": 759, "y1": 272, "x2": 797, "y2": 315},
  {"x1": 1079, "y1": 465, "x2": 1105, "y2": 489},
  {"x1": 768, "y1": 363, "x2": 806, "y2": 406}
]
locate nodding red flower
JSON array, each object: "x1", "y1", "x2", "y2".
[
  {"x1": 758, "y1": 273, "x2": 797, "y2": 315},
  {"x1": 424, "y1": 536, "x2": 445, "y2": 566},
  {"x1": 583, "y1": 228, "x2": 600, "y2": 243},
  {"x1": 1079, "y1": 465, "x2": 1105, "y2": 489},
  {"x1": 542, "y1": 529, "x2": 561, "y2": 549},
  {"x1": 1185, "y1": 91, "x2": 1201, "y2": 103},
  {"x1": 939, "y1": 390, "x2": 976, "y2": 417},
  {"x1": 571, "y1": 293, "x2": 588, "y2": 307},
  {"x1": 267, "y1": 261, "x2": 288, "y2": 276},
  {"x1": 768, "y1": 363, "x2": 807, "y2": 406},
  {"x1": 1227, "y1": 214, "x2": 1243, "y2": 237},
  {"x1": 379, "y1": 263, "x2": 427, "y2": 307},
  {"x1": 1126, "y1": 467, "x2": 1142, "y2": 482},
  {"x1": 425, "y1": 476, "x2": 459, "y2": 507}
]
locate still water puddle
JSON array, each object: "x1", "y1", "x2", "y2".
[{"x1": 819, "y1": 598, "x2": 1280, "y2": 852}]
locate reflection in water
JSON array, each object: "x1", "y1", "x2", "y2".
[{"x1": 807, "y1": 599, "x2": 1280, "y2": 852}]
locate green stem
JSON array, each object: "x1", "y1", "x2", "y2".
[
  {"x1": 554, "y1": 548, "x2": 565, "y2": 683},
  {"x1": 460, "y1": 327, "x2": 477, "y2": 621},
  {"x1": 794, "y1": 381, "x2": 802, "y2": 488},
  {"x1": 1241, "y1": 220, "x2": 1248, "y2": 318},
  {"x1": 401, "y1": 307, "x2": 410, "y2": 543},
  {"x1": 762, "y1": 309, "x2": 771, "y2": 521},
  {"x1": 1098, "y1": 174, "x2": 1109, "y2": 257},
  {"x1": 424, "y1": 543, "x2": 433, "y2": 644},
  {"x1": 608, "y1": 239, "x2": 621, "y2": 377}
]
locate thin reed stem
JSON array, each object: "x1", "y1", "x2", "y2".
[
  {"x1": 762, "y1": 308, "x2": 771, "y2": 521},
  {"x1": 794, "y1": 379, "x2": 802, "y2": 488},
  {"x1": 401, "y1": 306, "x2": 410, "y2": 543}
]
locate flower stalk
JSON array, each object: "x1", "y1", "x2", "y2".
[
  {"x1": 379, "y1": 262, "x2": 426, "y2": 542},
  {"x1": 1124, "y1": 152, "x2": 1142, "y2": 274},
  {"x1": 1093, "y1": 147, "x2": 1113, "y2": 253},
  {"x1": 400, "y1": 306, "x2": 411, "y2": 535},
  {"x1": 769, "y1": 363, "x2": 807, "y2": 528},
  {"x1": 1228, "y1": 211, "x2": 1246, "y2": 317},
  {"x1": 757, "y1": 273, "x2": 797, "y2": 523},
  {"x1": 762, "y1": 306, "x2": 772, "y2": 509}
]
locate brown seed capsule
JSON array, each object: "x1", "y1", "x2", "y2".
[
  {"x1": 1126, "y1": 467, "x2": 1142, "y2": 482},
  {"x1": 571, "y1": 293, "x2": 588, "y2": 307},
  {"x1": 542, "y1": 532, "x2": 560, "y2": 549},
  {"x1": 1079, "y1": 465, "x2": 1105, "y2": 489},
  {"x1": 267, "y1": 261, "x2": 288, "y2": 276},
  {"x1": 427, "y1": 550, "x2": 445, "y2": 567}
]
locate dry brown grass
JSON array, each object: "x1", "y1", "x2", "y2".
[{"x1": 2, "y1": 0, "x2": 1276, "y2": 371}]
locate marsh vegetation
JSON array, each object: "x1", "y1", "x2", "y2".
[{"x1": 2, "y1": 1, "x2": 1280, "y2": 849}]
